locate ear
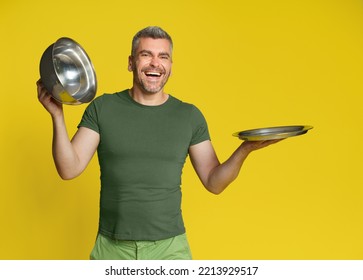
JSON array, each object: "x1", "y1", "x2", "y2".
[{"x1": 128, "y1": 56, "x2": 133, "y2": 72}]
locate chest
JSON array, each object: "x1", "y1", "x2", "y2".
[{"x1": 97, "y1": 105, "x2": 192, "y2": 161}]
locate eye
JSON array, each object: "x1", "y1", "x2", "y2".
[{"x1": 139, "y1": 52, "x2": 151, "y2": 58}]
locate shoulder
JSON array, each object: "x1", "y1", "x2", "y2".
[
  {"x1": 168, "y1": 96, "x2": 208, "y2": 127},
  {"x1": 168, "y1": 95, "x2": 201, "y2": 112},
  {"x1": 87, "y1": 89, "x2": 129, "y2": 107}
]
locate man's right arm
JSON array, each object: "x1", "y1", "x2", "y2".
[{"x1": 37, "y1": 80, "x2": 100, "y2": 180}]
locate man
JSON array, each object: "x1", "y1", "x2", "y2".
[{"x1": 37, "y1": 26, "x2": 280, "y2": 260}]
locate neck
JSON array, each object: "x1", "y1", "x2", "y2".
[{"x1": 129, "y1": 87, "x2": 169, "y2": 106}]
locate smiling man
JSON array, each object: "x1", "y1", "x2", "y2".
[
  {"x1": 129, "y1": 36, "x2": 172, "y2": 97},
  {"x1": 37, "y1": 26, "x2": 280, "y2": 260}
]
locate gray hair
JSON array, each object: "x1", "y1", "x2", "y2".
[{"x1": 131, "y1": 26, "x2": 173, "y2": 56}]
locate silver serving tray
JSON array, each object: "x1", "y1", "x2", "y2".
[{"x1": 233, "y1": 125, "x2": 313, "y2": 141}]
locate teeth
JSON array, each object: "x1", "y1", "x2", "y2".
[{"x1": 145, "y1": 72, "x2": 161, "y2": 77}]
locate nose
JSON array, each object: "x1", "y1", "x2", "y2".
[{"x1": 149, "y1": 56, "x2": 160, "y2": 67}]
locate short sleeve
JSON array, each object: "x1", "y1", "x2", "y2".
[
  {"x1": 77, "y1": 98, "x2": 100, "y2": 133},
  {"x1": 190, "y1": 105, "x2": 210, "y2": 146}
]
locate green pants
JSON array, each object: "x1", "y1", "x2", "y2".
[{"x1": 90, "y1": 233, "x2": 192, "y2": 260}]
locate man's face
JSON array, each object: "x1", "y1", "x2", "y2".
[{"x1": 128, "y1": 38, "x2": 172, "y2": 94}]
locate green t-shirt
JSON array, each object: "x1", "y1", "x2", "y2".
[{"x1": 78, "y1": 90, "x2": 210, "y2": 240}]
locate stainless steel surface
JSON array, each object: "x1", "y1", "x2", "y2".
[
  {"x1": 233, "y1": 125, "x2": 313, "y2": 141},
  {"x1": 39, "y1": 37, "x2": 97, "y2": 105}
]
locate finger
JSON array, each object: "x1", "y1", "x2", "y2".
[
  {"x1": 38, "y1": 86, "x2": 51, "y2": 101},
  {"x1": 261, "y1": 139, "x2": 284, "y2": 147},
  {"x1": 269, "y1": 139, "x2": 284, "y2": 144},
  {"x1": 37, "y1": 82, "x2": 50, "y2": 98}
]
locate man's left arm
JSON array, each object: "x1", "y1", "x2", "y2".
[{"x1": 189, "y1": 139, "x2": 282, "y2": 194}]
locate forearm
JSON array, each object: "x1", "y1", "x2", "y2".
[
  {"x1": 51, "y1": 114, "x2": 81, "y2": 179},
  {"x1": 206, "y1": 143, "x2": 250, "y2": 194},
  {"x1": 38, "y1": 80, "x2": 91, "y2": 179},
  {"x1": 205, "y1": 139, "x2": 282, "y2": 194}
]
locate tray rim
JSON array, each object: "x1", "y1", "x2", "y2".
[{"x1": 232, "y1": 125, "x2": 313, "y2": 141}]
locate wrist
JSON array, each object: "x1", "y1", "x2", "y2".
[
  {"x1": 51, "y1": 110, "x2": 64, "y2": 122},
  {"x1": 239, "y1": 141, "x2": 254, "y2": 155}
]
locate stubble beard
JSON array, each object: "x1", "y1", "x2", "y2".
[{"x1": 135, "y1": 72, "x2": 170, "y2": 94}]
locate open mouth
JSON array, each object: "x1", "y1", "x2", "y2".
[{"x1": 144, "y1": 71, "x2": 162, "y2": 77}]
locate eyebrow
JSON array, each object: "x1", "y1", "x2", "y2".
[
  {"x1": 159, "y1": 52, "x2": 171, "y2": 58},
  {"x1": 139, "y1": 50, "x2": 171, "y2": 58}
]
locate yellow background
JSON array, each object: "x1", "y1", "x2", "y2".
[{"x1": 1, "y1": 0, "x2": 362, "y2": 259}]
